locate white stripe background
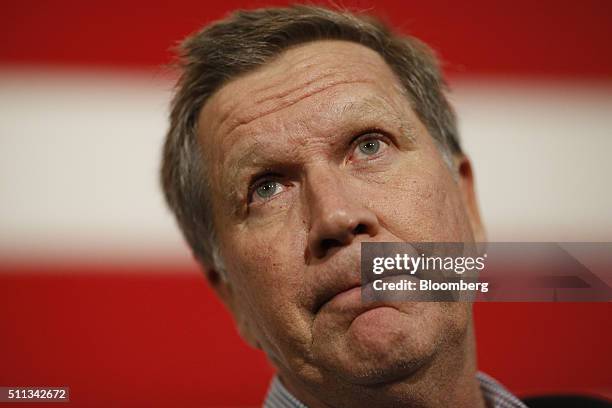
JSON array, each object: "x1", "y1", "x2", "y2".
[{"x1": 1, "y1": 68, "x2": 611, "y2": 263}]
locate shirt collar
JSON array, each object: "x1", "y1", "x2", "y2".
[{"x1": 264, "y1": 371, "x2": 527, "y2": 408}]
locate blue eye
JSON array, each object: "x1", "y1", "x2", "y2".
[
  {"x1": 358, "y1": 139, "x2": 380, "y2": 155},
  {"x1": 254, "y1": 180, "x2": 281, "y2": 200}
]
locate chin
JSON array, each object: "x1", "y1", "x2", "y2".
[
  {"x1": 316, "y1": 306, "x2": 444, "y2": 385},
  {"x1": 338, "y1": 350, "x2": 435, "y2": 386}
]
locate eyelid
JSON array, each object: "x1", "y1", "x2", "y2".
[
  {"x1": 351, "y1": 129, "x2": 394, "y2": 145},
  {"x1": 247, "y1": 173, "x2": 283, "y2": 204},
  {"x1": 348, "y1": 131, "x2": 393, "y2": 159}
]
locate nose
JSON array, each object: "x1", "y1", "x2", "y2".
[{"x1": 305, "y1": 167, "x2": 380, "y2": 260}]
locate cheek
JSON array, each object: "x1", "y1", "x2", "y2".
[
  {"x1": 224, "y1": 224, "x2": 304, "y2": 311},
  {"x1": 372, "y1": 154, "x2": 473, "y2": 242},
  {"x1": 226, "y1": 213, "x2": 307, "y2": 289},
  {"x1": 220, "y1": 220, "x2": 315, "y2": 354}
]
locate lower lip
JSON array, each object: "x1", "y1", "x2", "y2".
[
  {"x1": 330, "y1": 285, "x2": 362, "y2": 304},
  {"x1": 351, "y1": 305, "x2": 400, "y2": 326},
  {"x1": 328, "y1": 274, "x2": 420, "y2": 307}
]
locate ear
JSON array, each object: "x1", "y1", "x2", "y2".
[
  {"x1": 201, "y1": 265, "x2": 262, "y2": 350},
  {"x1": 454, "y1": 154, "x2": 486, "y2": 243}
]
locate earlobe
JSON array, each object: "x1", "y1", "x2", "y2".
[
  {"x1": 455, "y1": 155, "x2": 486, "y2": 243},
  {"x1": 203, "y1": 266, "x2": 224, "y2": 288}
]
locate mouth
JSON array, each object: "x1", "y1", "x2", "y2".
[
  {"x1": 313, "y1": 281, "x2": 361, "y2": 315},
  {"x1": 314, "y1": 273, "x2": 422, "y2": 317},
  {"x1": 310, "y1": 243, "x2": 428, "y2": 316}
]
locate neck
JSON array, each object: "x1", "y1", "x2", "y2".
[{"x1": 278, "y1": 321, "x2": 485, "y2": 408}]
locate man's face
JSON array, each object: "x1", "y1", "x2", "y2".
[{"x1": 199, "y1": 41, "x2": 482, "y2": 387}]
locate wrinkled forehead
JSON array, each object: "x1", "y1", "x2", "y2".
[{"x1": 197, "y1": 40, "x2": 408, "y2": 154}]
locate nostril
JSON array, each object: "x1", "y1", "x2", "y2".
[
  {"x1": 314, "y1": 223, "x2": 373, "y2": 259},
  {"x1": 353, "y1": 223, "x2": 367, "y2": 235},
  {"x1": 320, "y1": 238, "x2": 342, "y2": 253}
]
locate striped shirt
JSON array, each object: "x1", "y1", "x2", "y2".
[{"x1": 264, "y1": 371, "x2": 527, "y2": 408}]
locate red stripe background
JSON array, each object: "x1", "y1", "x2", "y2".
[{"x1": 2, "y1": 0, "x2": 612, "y2": 78}]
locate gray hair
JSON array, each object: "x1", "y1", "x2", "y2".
[{"x1": 160, "y1": 5, "x2": 461, "y2": 272}]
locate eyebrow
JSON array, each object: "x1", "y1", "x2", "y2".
[{"x1": 220, "y1": 96, "x2": 417, "y2": 210}]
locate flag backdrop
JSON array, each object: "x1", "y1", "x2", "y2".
[{"x1": 1, "y1": 1, "x2": 611, "y2": 407}]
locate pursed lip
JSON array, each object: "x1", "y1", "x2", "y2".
[
  {"x1": 312, "y1": 267, "x2": 425, "y2": 315},
  {"x1": 309, "y1": 241, "x2": 427, "y2": 315},
  {"x1": 313, "y1": 279, "x2": 362, "y2": 314},
  {"x1": 315, "y1": 288, "x2": 397, "y2": 330}
]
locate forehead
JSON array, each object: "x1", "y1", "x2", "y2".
[{"x1": 199, "y1": 40, "x2": 406, "y2": 148}]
